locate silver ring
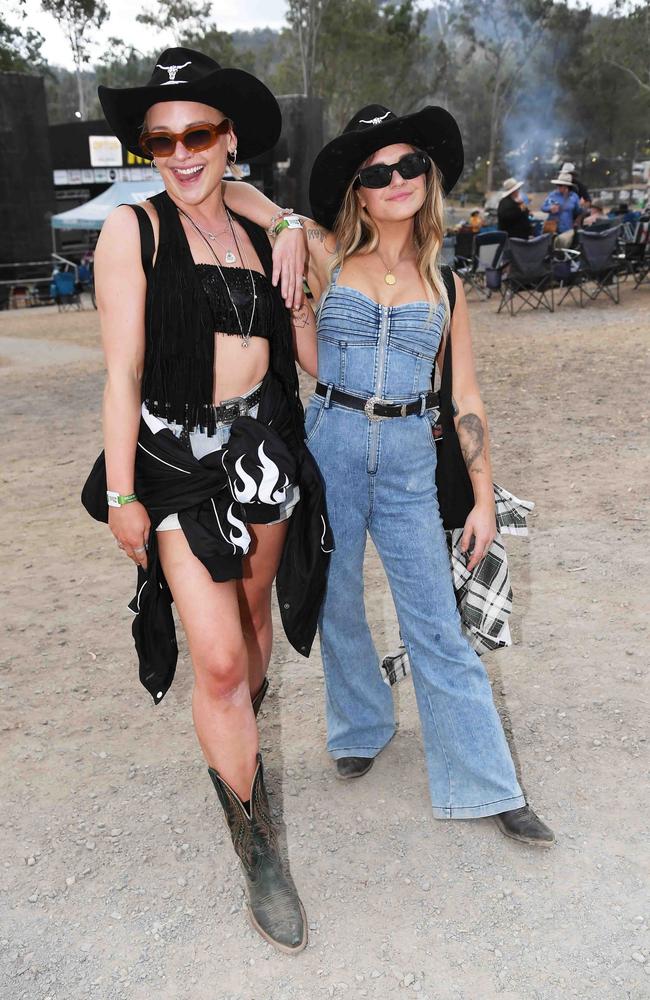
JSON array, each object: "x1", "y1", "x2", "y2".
[{"x1": 133, "y1": 546, "x2": 146, "y2": 553}]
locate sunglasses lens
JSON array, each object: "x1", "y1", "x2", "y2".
[
  {"x1": 399, "y1": 153, "x2": 430, "y2": 179},
  {"x1": 358, "y1": 165, "x2": 391, "y2": 189},
  {"x1": 144, "y1": 134, "x2": 175, "y2": 157},
  {"x1": 184, "y1": 127, "x2": 218, "y2": 152}
]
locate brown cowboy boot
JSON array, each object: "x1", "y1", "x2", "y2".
[{"x1": 208, "y1": 754, "x2": 307, "y2": 953}]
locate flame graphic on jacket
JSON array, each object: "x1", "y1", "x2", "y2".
[{"x1": 232, "y1": 442, "x2": 290, "y2": 505}]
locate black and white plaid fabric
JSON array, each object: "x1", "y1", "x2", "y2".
[{"x1": 380, "y1": 484, "x2": 534, "y2": 686}]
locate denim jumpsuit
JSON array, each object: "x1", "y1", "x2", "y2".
[{"x1": 304, "y1": 269, "x2": 526, "y2": 819}]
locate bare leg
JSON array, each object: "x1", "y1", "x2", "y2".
[
  {"x1": 157, "y1": 529, "x2": 257, "y2": 800},
  {"x1": 238, "y1": 520, "x2": 289, "y2": 699}
]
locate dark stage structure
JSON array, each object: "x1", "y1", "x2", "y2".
[{"x1": 1, "y1": 70, "x2": 323, "y2": 278}]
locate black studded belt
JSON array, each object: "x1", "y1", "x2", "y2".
[
  {"x1": 209, "y1": 385, "x2": 262, "y2": 423},
  {"x1": 315, "y1": 382, "x2": 439, "y2": 422}
]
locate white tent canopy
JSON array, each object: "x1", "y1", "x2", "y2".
[{"x1": 51, "y1": 179, "x2": 165, "y2": 230}]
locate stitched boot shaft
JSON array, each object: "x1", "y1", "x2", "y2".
[{"x1": 208, "y1": 754, "x2": 307, "y2": 953}]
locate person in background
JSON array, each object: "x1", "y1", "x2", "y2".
[
  {"x1": 561, "y1": 162, "x2": 590, "y2": 205},
  {"x1": 497, "y1": 177, "x2": 532, "y2": 239},
  {"x1": 542, "y1": 172, "x2": 581, "y2": 248},
  {"x1": 582, "y1": 199, "x2": 609, "y2": 227},
  {"x1": 469, "y1": 209, "x2": 484, "y2": 233}
]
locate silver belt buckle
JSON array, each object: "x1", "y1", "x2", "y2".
[
  {"x1": 222, "y1": 395, "x2": 248, "y2": 422},
  {"x1": 364, "y1": 395, "x2": 386, "y2": 422}
]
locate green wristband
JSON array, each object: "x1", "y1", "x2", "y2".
[{"x1": 107, "y1": 491, "x2": 138, "y2": 508}]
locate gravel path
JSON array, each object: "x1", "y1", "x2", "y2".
[{"x1": 1, "y1": 288, "x2": 648, "y2": 1000}]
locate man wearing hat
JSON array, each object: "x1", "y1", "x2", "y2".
[
  {"x1": 497, "y1": 177, "x2": 533, "y2": 239},
  {"x1": 561, "y1": 161, "x2": 590, "y2": 205},
  {"x1": 542, "y1": 172, "x2": 581, "y2": 246}
]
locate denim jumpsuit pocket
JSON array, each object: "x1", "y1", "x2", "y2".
[
  {"x1": 304, "y1": 395, "x2": 326, "y2": 445},
  {"x1": 424, "y1": 407, "x2": 442, "y2": 454}
]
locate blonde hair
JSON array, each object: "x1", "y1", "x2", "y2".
[{"x1": 331, "y1": 155, "x2": 450, "y2": 332}]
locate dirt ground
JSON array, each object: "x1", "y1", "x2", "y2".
[{"x1": 1, "y1": 283, "x2": 649, "y2": 1000}]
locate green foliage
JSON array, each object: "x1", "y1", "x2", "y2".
[
  {"x1": 278, "y1": 0, "x2": 433, "y2": 134},
  {"x1": 40, "y1": 0, "x2": 108, "y2": 66},
  {"x1": 0, "y1": 14, "x2": 46, "y2": 72},
  {"x1": 136, "y1": 0, "x2": 214, "y2": 44}
]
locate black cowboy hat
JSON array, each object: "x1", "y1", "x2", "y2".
[
  {"x1": 309, "y1": 104, "x2": 464, "y2": 231},
  {"x1": 98, "y1": 47, "x2": 281, "y2": 161}
]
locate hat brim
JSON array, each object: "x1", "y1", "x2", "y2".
[
  {"x1": 551, "y1": 177, "x2": 575, "y2": 187},
  {"x1": 309, "y1": 106, "x2": 464, "y2": 231},
  {"x1": 503, "y1": 181, "x2": 524, "y2": 196},
  {"x1": 98, "y1": 67, "x2": 281, "y2": 161}
]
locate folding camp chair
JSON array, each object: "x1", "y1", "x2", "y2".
[
  {"x1": 453, "y1": 230, "x2": 474, "y2": 280},
  {"x1": 456, "y1": 230, "x2": 508, "y2": 300},
  {"x1": 440, "y1": 234, "x2": 456, "y2": 267},
  {"x1": 574, "y1": 226, "x2": 622, "y2": 306},
  {"x1": 498, "y1": 234, "x2": 555, "y2": 315},
  {"x1": 50, "y1": 270, "x2": 81, "y2": 310},
  {"x1": 623, "y1": 219, "x2": 650, "y2": 288}
]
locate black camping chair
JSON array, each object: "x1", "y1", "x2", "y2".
[
  {"x1": 498, "y1": 234, "x2": 555, "y2": 315},
  {"x1": 440, "y1": 234, "x2": 456, "y2": 267},
  {"x1": 572, "y1": 226, "x2": 622, "y2": 306},
  {"x1": 457, "y1": 230, "x2": 508, "y2": 300},
  {"x1": 622, "y1": 219, "x2": 650, "y2": 288}
]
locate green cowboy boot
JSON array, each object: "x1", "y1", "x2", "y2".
[{"x1": 208, "y1": 753, "x2": 307, "y2": 953}]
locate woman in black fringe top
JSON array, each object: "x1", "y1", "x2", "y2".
[{"x1": 83, "y1": 47, "x2": 332, "y2": 954}]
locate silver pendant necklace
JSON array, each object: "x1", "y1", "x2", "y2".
[
  {"x1": 178, "y1": 207, "x2": 257, "y2": 347},
  {"x1": 184, "y1": 215, "x2": 237, "y2": 264}
]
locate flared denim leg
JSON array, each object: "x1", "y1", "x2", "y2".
[
  {"x1": 368, "y1": 418, "x2": 526, "y2": 819},
  {"x1": 309, "y1": 406, "x2": 396, "y2": 760}
]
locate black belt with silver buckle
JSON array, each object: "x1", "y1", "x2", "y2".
[
  {"x1": 211, "y1": 385, "x2": 262, "y2": 423},
  {"x1": 315, "y1": 382, "x2": 439, "y2": 421}
]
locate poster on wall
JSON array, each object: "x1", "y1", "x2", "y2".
[{"x1": 89, "y1": 136, "x2": 123, "y2": 168}]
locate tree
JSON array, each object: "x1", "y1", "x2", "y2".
[
  {"x1": 136, "y1": 0, "x2": 214, "y2": 45},
  {"x1": 450, "y1": 0, "x2": 555, "y2": 189},
  {"x1": 285, "y1": 0, "x2": 331, "y2": 97},
  {"x1": 278, "y1": 0, "x2": 433, "y2": 133},
  {"x1": 1, "y1": 1, "x2": 46, "y2": 72},
  {"x1": 40, "y1": 0, "x2": 108, "y2": 119},
  {"x1": 604, "y1": 0, "x2": 650, "y2": 95}
]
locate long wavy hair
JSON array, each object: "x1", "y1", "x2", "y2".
[{"x1": 331, "y1": 151, "x2": 450, "y2": 332}]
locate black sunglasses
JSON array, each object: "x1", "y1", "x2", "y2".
[{"x1": 353, "y1": 151, "x2": 431, "y2": 190}]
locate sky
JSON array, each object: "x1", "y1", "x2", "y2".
[
  {"x1": 10, "y1": 0, "x2": 289, "y2": 69},
  {"x1": 10, "y1": 0, "x2": 613, "y2": 71}
]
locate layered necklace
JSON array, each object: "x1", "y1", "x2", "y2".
[
  {"x1": 180, "y1": 213, "x2": 237, "y2": 264},
  {"x1": 178, "y1": 206, "x2": 257, "y2": 347}
]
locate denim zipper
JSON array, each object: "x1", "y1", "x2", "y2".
[{"x1": 375, "y1": 304, "x2": 390, "y2": 397}]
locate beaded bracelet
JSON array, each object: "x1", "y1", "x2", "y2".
[{"x1": 267, "y1": 207, "x2": 293, "y2": 236}]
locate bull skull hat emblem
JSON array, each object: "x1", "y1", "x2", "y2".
[{"x1": 156, "y1": 61, "x2": 191, "y2": 85}]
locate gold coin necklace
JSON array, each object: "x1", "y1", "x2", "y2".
[{"x1": 376, "y1": 246, "x2": 399, "y2": 285}]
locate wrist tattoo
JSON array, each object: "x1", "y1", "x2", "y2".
[{"x1": 458, "y1": 413, "x2": 485, "y2": 471}]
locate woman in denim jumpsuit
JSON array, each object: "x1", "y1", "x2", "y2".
[{"x1": 301, "y1": 104, "x2": 554, "y2": 846}]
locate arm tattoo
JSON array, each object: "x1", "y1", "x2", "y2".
[
  {"x1": 307, "y1": 227, "x2": 325, "y2": 243},
  {"x1": 291, "y1": 304, "x2": 312, "y2": 329},
  {"x1": 457, "y1": 413, "x2": 485, "y2": 472}
]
